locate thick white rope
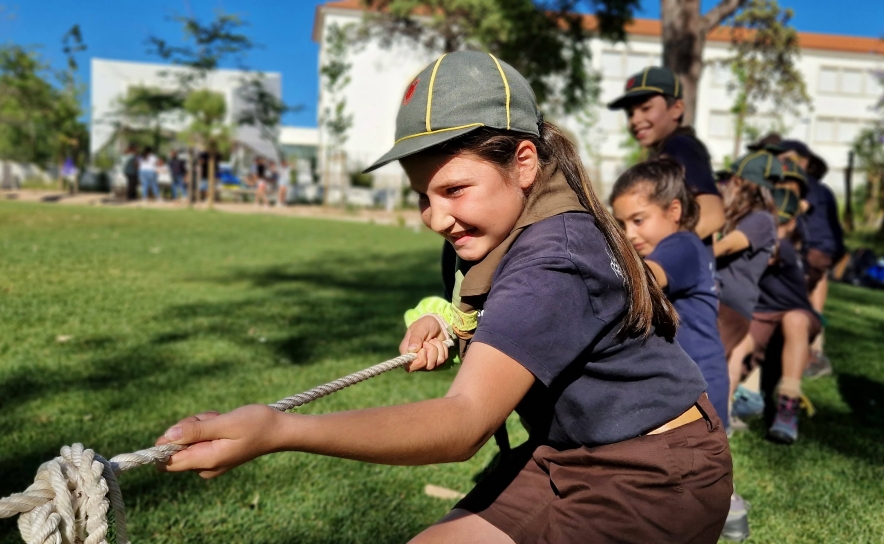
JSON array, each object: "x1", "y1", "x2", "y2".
[{"x1": 0, "y1": 343, "x2": 451, "y2": 544}]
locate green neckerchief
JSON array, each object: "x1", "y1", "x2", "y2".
[{"x1": 452, "y1": 160, "x2": 587, "y2": 356}]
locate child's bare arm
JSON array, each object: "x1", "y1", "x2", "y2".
[
  {"x1": 714, "y1": 230, "x2": 751, "y2": 258},
  {"x1": 644, "y1": 259, "x2": 669, "y2": 289},
  {"x1": 156, "y1": 342, "x2": 535, "y2": 478}
]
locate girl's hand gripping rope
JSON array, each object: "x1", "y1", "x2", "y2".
[
  {"x1": 399, "y1": 314, "x2": 451, "y2": 371},
  {"x1": 155, "y1": 405, "x2": 282, "y2": 479}
]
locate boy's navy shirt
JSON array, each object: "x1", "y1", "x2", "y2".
[
  {"x1": 658, "y1": 132, "x2": 719, "y2": 196},
  {"x1": 471, "y1": 213, "x2": 707, "y2": 450},
  {"x1": 800, "y1": 175, "x2": 845, "y2": 260},
  {"x1": 647, "y1": 232, "x2": 726, "y2": 367},
  {"x1": 756, "y1": 238, "x2": 816, "y2": 314},
  {"x1": 717, "y1": 211, "x2": 777, "y2": 319}
]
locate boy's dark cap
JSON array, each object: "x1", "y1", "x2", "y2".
[
  {"x1": 727, "y1": 151, "x2": 783, "y2": 189},
  {"x1": 773, "y1": 187, "x2": 800, "y2": 224},
  {"x1": 779, "y1": 140, "x2": 810, "y2": 158},
  {"x1": 364, "y1": 51, "x2": 541, "y2": 173},
  {"x1": 607, "y1": 66, "x2": 683, "y2": 110},
  {"x1": 779, "y1": 158, "x2": 809, "y2": 198},
  {"x1": 747, "y1": 133, "x2": 783, "y2": 153}
]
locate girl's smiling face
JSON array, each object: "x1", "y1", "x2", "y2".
[
  {"x1": 611, "y1": 184, "x2": 682, "y2": 257},
  {"x1": 402, "y1": 142, "x2": 538, "y2": 262}
]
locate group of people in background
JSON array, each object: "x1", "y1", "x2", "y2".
[
  {"x1": 121, "y1": 145, "x2": 291, "y2": 206},
  {"x1": 248, "y1": 155, "x2": 291, "y2": 208},
  {"x1": 604, "y1": 66, "x2": 844, "y2": 541}
]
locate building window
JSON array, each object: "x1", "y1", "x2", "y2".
[
  {"x1": 709, "y1": 63, "x2": 732, "y2": 88},
  {"x1": 709, "y1": 111, "x2": 734, "y2": 139},
  {"x1": 814, "y1": 117, "x2": 872, "y2": 144},
  {"x1": 818, "y1": 66, "x2": 881, "y2": 96},
  {"x1": 601, "y1": 51, "x2": 624, "y2": 79},
  {"x1": 601, "y1": 50, "x2": 657, "y2": 81}
]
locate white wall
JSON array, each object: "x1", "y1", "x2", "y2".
[
  {"x1": 90, "y1": 58, "x2": 283, "y2": 159},
  {"x1": 316, "y1": 8, "x2": 883, "y2": 198}
]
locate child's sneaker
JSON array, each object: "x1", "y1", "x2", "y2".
[
  {"x1": 732, "y1": 385, "x2": 765, "y2": 419},
  {"x1": 767, "y1": 395, "x2": 800, "y2": 445},
  {"x1": 720, "y1": 493, "x2": 750, "y2": 541}
]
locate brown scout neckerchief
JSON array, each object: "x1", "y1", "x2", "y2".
[{"x1": 450, "y1": 160, "x2": 588, "y2": 358}]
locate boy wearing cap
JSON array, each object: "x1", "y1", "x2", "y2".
[
  {"x1": 751, "y1": 188, "x2": 820, "y2": 445},
  {"x1": 608, "y1": 67, "x2": 725, "y2": 241}
]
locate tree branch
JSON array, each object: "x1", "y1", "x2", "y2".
[{"x1": 701, "y1": 0, "x2": 748, "y2": 33}]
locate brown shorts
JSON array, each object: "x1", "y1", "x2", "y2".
[
  {"x1": 718, "y1": 303, "x2": 751, "y2": 358},
  {"x1": 750, "y1": 310, "x2": 822, "y2": 369},
  {"x1": 805, "y1": 248, "x2": 833, "y2": 292},
  {"x1": 457, "y1": 396, "x2": 733, "y2": 544}
]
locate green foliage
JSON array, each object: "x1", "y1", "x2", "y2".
[
  {"x1": 110, "y1": 85, "x2": 185, "y2": 152},
  {"x1": 148, "y1": 11, "x2": 254, "y2": 89},
  {"x1": 321, "y1": 23, "x2": 354, "y2": 149},
  {"x1": 361, "y1": 0, "x2": 615, "y2": 114},
  {"x1": 235, "y1": 75, "x2": 299, "y2": 156},
  {"x1": 0, "y1": 42, "x2": 87, "y2": 167},
  {"x1": 0, "y1": 203, "x2": 883, "y2": 543},
  {"x1": 182, "y1": 89, "x2": 231, "y2": 155},
  {"x1": 350, "y1": 171, "x2": 375, "y2": 189},
  {"x1": 721, "y1": 0, "x2": 811, "y2": 155}
]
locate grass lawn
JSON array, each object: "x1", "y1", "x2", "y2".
[{"x1": 1, "y1": 201, "x2": 883, "y2": 543}]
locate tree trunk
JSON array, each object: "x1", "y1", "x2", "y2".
[
  {"x1": 207, "y1": 150, "x2": 216, "y2": 210},
  {"x1": 733, "y1": 108, "x2": 745, "y2": 160},
  {"x1": 322, "y1": 145, "x2": 331, "y2": 207},
  {"x1": 661, "y1": 0, "x2": 706, "y2": 127}
]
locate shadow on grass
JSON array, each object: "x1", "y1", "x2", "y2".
[{"x1": 159, "y1": 250, "x2": 442, "y2": 366}]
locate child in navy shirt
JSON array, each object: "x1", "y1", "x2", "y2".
[
  {"x1": 751, "y1": 188, "x2": 821, "y2": 445},
  {"x1": 713, "y1": 152, "x2": 779, "y2": 405},
  {"x1": 611, "y1": 157, "x2": 729, "y2": 429},
  {"x1": 156, "y1": 51, "x2": 732, "y2": 544}
]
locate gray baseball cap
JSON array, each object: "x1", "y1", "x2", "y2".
[{"x1": 364, "y1": 51, "x2": 542, "y2": 173}]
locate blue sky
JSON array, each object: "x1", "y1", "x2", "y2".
[{"x1": 1, "y1": 0, "x2": 881, "y2": 128}]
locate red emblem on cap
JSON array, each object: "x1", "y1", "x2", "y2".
[
  {"x1": 403, "y1": 78, "x2": 420, "y2": 106},
  {"x1": 627, "y1": 77, "x2": 636, "y2": 89}
]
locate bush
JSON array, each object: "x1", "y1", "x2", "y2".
[{"x1": 349, "y1": 171, "x2": 374, "y2": 189}]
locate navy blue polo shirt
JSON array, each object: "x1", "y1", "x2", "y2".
[
  {"x1": 647, "y1": 232, "x2": 725, "y2": 364},
  {"x1": 717, "y1": 211, "x2": 777, "y2": 319},
  {"x1": 471, "y1": 213, "x2": 707, "y2": 450},
  {"x1": 800, "y1": 175, "x2": 845, "y2": 260},
  {"x1": 756, "y1": 239, "x2": 816, "y2": 314},
  {"x1": 659, "y1": 133, "x2": 719, "y2": 196},
  {"x1": 647, "y1": 231, "x2": 729, "y2": 428}
]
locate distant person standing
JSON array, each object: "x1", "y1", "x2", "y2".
[
  {"x1": 139, "y1": 147, "x2": 162, "y2": 203},
  {"x1": 276, "y1": 159, "x2": 292, "y2": 207},
  {"x1": 122, "y1": 144, "x2": 139, "y2": 200},
  {"x1": 169, "y1": 150, "x2": 188, "y2": 201}
]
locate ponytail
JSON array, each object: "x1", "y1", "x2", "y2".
[
  {"x1": 430, "y1": 123, "x2": 678, "y2": 340},
  {"x1": 538, "y1": 123, "x2": 678, "y2": 340}
]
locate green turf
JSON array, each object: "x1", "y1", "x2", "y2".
[{"x1": 1, "y1": 201, "x2": 882, "y2": 543}]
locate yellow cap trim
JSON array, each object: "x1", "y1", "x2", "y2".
[
  {"x1": 673, "y1": 72, "x2": 680, "y2": 97},
  {"x1": 641, "y1": 67, "x2": 650, "y2": 87},
  {"x1": 626, "y1": 85, "x2": 666, "y2": 95},
  {"x1": 735, "y1": 151, "x2": 765, "y2": 178},
  {"x1": 426, "y1": 54, "x2": 448, "y2": 132},
  {"x1": 488, "y1": 54, "x2": 511, "y2": 130},
  {"x1": 395, "y1": 123, "x2": 485, "y2": 144}
]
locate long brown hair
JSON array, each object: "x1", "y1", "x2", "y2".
[
  {"x1": 609, "y1": 157, "x2": 700, "y2": 233},
  {"x1": 721, "y1": 176, "x2": 776, "y2": 234},
  {"x1": 432, "y1": 122, "x2": 678, "y2": 340}
]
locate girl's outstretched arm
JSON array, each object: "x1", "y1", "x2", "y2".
[
  {"x1": 713, "y1": 230, "x2": 751, "y2": 258},
  {"x1": 156, "y1": 342, "x2": 535, "y2": 479}
]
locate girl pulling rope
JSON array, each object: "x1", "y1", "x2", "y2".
[{"x1": 154, "y1": 51, "x2": 732, "y2": 543}]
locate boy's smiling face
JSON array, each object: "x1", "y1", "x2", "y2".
[
  {"x1": 625, "y1": 95, "x2": 684, "y2": 147},
  {"x1": 402, "y1": 144, "x2": 537, "y2": 262}
]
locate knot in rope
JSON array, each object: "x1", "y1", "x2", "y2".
[{"x1": 0, "y1": 345, "x2": 449, "y2": 543}]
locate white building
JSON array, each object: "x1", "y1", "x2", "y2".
[
  {"x1": 90, "y1": 58, "x2": 283, "y2": 161},
  {"x1": 313, "y1": 0, "x2": 884, "y2": 198}
]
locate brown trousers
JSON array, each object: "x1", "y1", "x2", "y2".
[
  {"x1": 718, "y1": 302, "x2": 751, "y2": 359},
  {"x1": 457, "y1": 396, "x2": 733, "y2": 544},
  {"x1": 805, "y1": 248, "x2": 833, "y2": 293}
]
